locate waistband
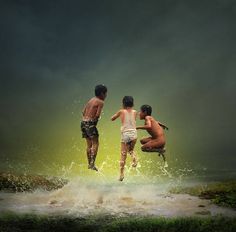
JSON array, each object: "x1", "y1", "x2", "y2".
[
  {"x1": 81, "y1": 120, "x2": 98, "y2": 124},
  {"x1": 121, "y1": 128, "x2": 137, "y2": 133}
]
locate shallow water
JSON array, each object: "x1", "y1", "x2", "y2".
[
  {"x1": 1, "y1": 156, "x2": 236, "y2": 217},
  {"x1": 0, "y1": 171, "x2": 235, "y2": 218}
]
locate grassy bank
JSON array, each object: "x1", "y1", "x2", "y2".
[
  {"x1": 0, "y1": 172, "x2": 68, "y2": 192},
  {"x1": 170, "y1": 181, "x2": 236, "y2": 209},
  {"x1": 0, "y1": 213, "x2": 236, "y2": 232}
]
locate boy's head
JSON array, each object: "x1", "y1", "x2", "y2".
[
  {"x1": 95, "y1": 84, "x2": 107, "y2": 100},
  {"x1": 140, "y1": 104, "x2": 152, "y2": 119},
  {"x1": 122, "y1": 96, "x2": 134, "y2": 108}
]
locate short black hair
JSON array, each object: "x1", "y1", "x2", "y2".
[
  {"x1": 95, "y1": 84, "x2": 107, "y2": 97},
  {"x1": 140, "y1": 105, "x2": 152, "y2": 116},
  {"x1": 123, "y1": 96, "x2": 134, "y2": 107}
]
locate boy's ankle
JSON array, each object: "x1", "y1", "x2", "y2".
[
  {"x1": 119, "y1": 175, "x2": 124, "y2": 181},
  {"x1": 91, "y1": 166, "x2": 98, "y2": 171}
]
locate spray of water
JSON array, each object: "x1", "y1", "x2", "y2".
[{"x1": 1, "y1": 147, "x2": 236, "y2": 217}]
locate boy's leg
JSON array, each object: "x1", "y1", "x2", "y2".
[
  {"x1": 86, "y1": 138, "x2": 92, "y2": 168},
  {"x1": 141, "y1": 139, "x2": 168, "y2": 167},
  {"x1": 119, "y1": 142, "x2": 127, "y2": 181},
  {"x1": 140, "y1": 137, "x2": 152, "y2": 145},
  {"x1": 141, "y1": 139, "x2": 165, "y2": 152},
  {"x1": 127, "y1": 140, "x2": 138, "y2": 167},
  {"x1": 90, "y1": 136, "x2": 99, "y2": 171}
]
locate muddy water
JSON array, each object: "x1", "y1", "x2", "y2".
[{"x1": 0, "y1": 173, "x2": 235, "y2": 218}]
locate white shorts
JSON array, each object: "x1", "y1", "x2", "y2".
[{"x1": 121, "y1": 129, "x2": 137, "y2": 144}]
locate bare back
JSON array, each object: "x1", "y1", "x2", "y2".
[
  {"x1": 120, "y1": 109, "x2": 137, "y2": 131},
  {"x1": 146, "y1": 116, "x2": 165, "y2": 139},
  {"x1": 82, "y1": 97, "x2": 104, "y2": 121}
]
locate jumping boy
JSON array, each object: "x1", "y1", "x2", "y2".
[
  {"x1": 81, "y1": 84, "x2": 107, "y2": 171},
  {"x1": 111, "y1": 96, "x2": 138, "y2": 181},
  {"x1": 136, "y1": 105, "x2": 168, "y2": 166}
]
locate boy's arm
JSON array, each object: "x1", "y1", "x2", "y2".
[
  {"x1": 136, "y1": 117, "x2": 151, "y2": 130},
  {"x1": 111, "y1": 110, "x2": 121, "y2": 121},
  {"x1": 134, "y1": 110, "x2": 138, "y2": 120},
  {"x1": 158, "y1": 121, "x2": 169, "y2": 130},
  {"x1": 95, "y1": 101, "x2": 104, "y2": 120}
]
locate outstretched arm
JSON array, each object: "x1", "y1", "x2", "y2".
[
  {"x1": 136, "y1": 117, "x2": 151, "y2": 130},
  {"x1": 111, "y1": 110, "x2": 121, "y2": 121}
]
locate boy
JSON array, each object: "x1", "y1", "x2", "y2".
[
  {"x1": 111, "y1": 96, "x2": 138, "y2": 181},
  {"x1": 136, "y1": 105, "x2": 168, "y2": 166},
  {"x1": 81, "y1": 84, "x2": 107, "y2": 171}
]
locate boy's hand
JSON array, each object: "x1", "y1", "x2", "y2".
[{"x1": 111, "y1": 110, "x2": 121, "y2": 121}]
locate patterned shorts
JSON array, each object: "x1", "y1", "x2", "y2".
[{"x1": 81, "y1": 120, "x2": 99, "y2": 138}]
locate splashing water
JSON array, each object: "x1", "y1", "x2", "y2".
[
  {"x1": 0, "y1": 175, "x2": 235, "y2": 218},
  {"x1": 0, "y1": 159, "x2": 236, "y2": 218},
  {"x1": 1, "y1": 143, "x2": 236, "y2": 217}
]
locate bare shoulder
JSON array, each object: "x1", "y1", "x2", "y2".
[
  {"x1": 119, "y1": 109, "x2": 125, "y2": 114},
  {"x1": 151, "y1": 116, "x2": 157, "y2": 121},
  {"x1": 144, "y1": 116, "x2": 151, "y2": 123},
  {"x1": 145, "y1": 116, "x2": 152, "y2": 121},
  {"x1": 88, "y1": 97, "x2": 96, "y2": 104},
  {"x1": 95, "y1": 97, "x2": 104, "y2": 106}
]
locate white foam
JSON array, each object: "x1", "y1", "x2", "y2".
[{"x1": 0, "y1": 176, "x2": 235, "y2": 218}]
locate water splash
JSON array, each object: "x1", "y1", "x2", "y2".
[{"x1": 1, "y1": 174, "x2": 235, "y2": 218}]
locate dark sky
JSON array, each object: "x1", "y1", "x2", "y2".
[{"x1": 0, "y1": 0, "x2": 236, "y2": 173}]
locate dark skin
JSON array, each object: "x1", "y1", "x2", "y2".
[
  {"x1": 137, "y1": 111, "x2": 167, "y2": 151},
  {"x1": 82, "y1": 92, "x2": 107, "y2": 170},
  {"x1": 82, "y1": 95, "x2": 106, "y2": 121}
]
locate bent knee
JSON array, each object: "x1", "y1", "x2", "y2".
[{"x1": 121, "y1": 151, "x2": 127, "y2": 156}]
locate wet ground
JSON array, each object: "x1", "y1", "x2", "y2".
[{"x1": 0, "y1": 174, "x2": 235, "y2": 218}]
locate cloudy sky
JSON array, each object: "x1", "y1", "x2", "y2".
[{"x1": 0, "y1": 0, "x2": 236, "y2": 174}]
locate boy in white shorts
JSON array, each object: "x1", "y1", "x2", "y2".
[{"x1": 111, "y1": 96, "x2": 138, "y2": 181}]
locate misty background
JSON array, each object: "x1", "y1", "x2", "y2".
[{"x1": 0, "y1": 0, "x2": 236, "y2": 175}]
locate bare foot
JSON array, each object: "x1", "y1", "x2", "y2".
[
  {"x1": 132, "y1": 161, "x2": 138, "y2": 168},
  {"x1": 164, "y1": 161, "x2": 168, "y2": 168},
  {"x1": 89, "y1": 163, "x2": 98, "y2": 171},
  {"x1": 119, "y1": 175, "x2": 124, "y2": 181},
  {"x1": 91, "y1": 166, "x2": 98, "y2": 172}
]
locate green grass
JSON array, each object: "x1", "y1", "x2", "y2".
[
  {"x1": 0, "y1": 213, "x2": 236, "y2": 232},
  {"x1": 0, "y1": 172, "x2": 68, "y2": 192},
  {"x1": 170, "y1": 181, "x2": 236, "y2": 208}
]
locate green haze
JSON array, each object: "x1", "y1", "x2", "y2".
[{"x1": 0, "y1": 0, "x2": 236, "y2": 177}]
